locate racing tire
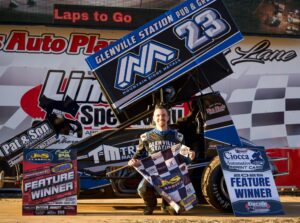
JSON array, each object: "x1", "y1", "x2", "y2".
[
  {"x1": 0, "y1": 160, "x2": 19, "y2": 188},
  {"x1": 201, "y1": 156, "x2": 232, "y2": 212},
  {"x1": 0, "y1": 170, "x2": 4, "y2": 189}
]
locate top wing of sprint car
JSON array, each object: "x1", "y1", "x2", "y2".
[{"x1": 85, "y1": 0, "x2": 244, "y2": 125}]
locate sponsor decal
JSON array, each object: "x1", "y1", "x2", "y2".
[
  {"x1": 0, "y1": 122, "x2": 54, "y2": 157},
  {"x1": 0, "y1": 120, "x2": 56, "y2": 166},
  {"x1": 51, "y1": 163, "x2": 73, "y2": 173},
  {"x1": 23, "y1": 169, "x2": 51, "y2": 180},
  {"x1": 55, "y1": 150, "x2": 71, "y2": 161},
  {"x1": 23, "y1": 206, "x2": 36, "y2": 211},
  {"x1": 151, "y1": 151, "x2": 163, "y2": 161},
  {"x1": 46, "y1": 210, "x2": 57, "y2": 215},
  {"x1": 35, "y1": 135, "x2": 58, "y2": 150},
  {"x1": 180, "y1": 194, "x2": 197, "y2": 207},
  {"x1": 25, "y1": 150, "x2": 53, "y2": 163},
  {"x1": 223, "y1": 148, "x2": 265, "y2": 171},
  {"x1": 49, "y1": 206, "x2": 62, "y2": 210},
  {"x1": 57, "y1": 210, "x2": 65, "y2": 215},
  {"x1": 250, "y1": 151, "x2": 265, "y2": 166},
  {"x1": 229, "y1": 40, "x2": 297, "y2": 65},
  {"x1": 146, "y1": 166, "x2": 158, "y2": 175},
  {"x1": 86, "y1": 145, "x2": 137, "y2": 164},
  {"x1": 160, "y1": 175, "x2": 182, "y2": 189},
  {"x1": 36, "y1": 205, "x2": 49, "y2": 211},
  {"x1": 165, "y1": 158, "x2": 177, "y2": 169},
  {"x1": 63, "y1": 206, "x2": 76, "y2": 210},
  {"x1": 115, "y1": 40, "x2": 179, "y2": 90},
  {"x1": 206, "y1": 102, "x2": 226, "y2": 115},
  {"x1": 58, "y1": 136, "x2": 81, "y2": 144},
  {"x1": 149, "y1": 140, "x2": 176, "y2": 152},
  {"x1": 35, "y1": 210, "x2": 46, "y2": 215},
  {"x1": 245, "y1": 201, "x2": 271, "y2": 213}
]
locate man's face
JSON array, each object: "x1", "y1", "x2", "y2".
[{"x1": 153, "y1": 108, "x2": 169, "y2": 129}]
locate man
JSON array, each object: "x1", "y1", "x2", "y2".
[{"x1": 128, "y1": 104, "x2": 195, "y2": 215}]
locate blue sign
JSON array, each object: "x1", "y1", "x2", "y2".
[
  {"x1": 86, "y1": 0, "x2": 243, "y2": 111},
  {"x1": 217, "y1": 146, "x2": 284, "y2": 216}
]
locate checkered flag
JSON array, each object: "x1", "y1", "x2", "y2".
[
  {"x1": 214, "y1": 74, "x2": 300, "y2": 148},
  {"x1": 134, "y1": 144, "x2": 198, "y2": 213}
]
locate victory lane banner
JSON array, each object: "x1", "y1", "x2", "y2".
[
  {"x1": 86, "y1": 0, "x2": 243, "y2": 112},
  {"x1": 217, "y1": 146, "x2": 284, "y2": 216},
  {"x1": 0, "y1": 120, "x2": 57, "y2": 167},
  {"x1": 23, "y1": 148, "x2": 77, "y2": 215},
  {"x1": 134, "y1": 144, "x2": 198, "y2": 213}
]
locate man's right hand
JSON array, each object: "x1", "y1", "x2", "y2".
[{"x1": 128, "y1": 158, "x2": 141, "y2": 166}]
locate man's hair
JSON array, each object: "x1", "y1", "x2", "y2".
[{"x1": 154, "y1": 104, "x2": 169, "y2": 113}]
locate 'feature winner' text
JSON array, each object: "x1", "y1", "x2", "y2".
[{"x1": 24, "y1": 171, "x2": 75, "y2": 200}]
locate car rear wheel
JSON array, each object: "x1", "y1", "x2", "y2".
[
  {"x1": 0, "y1": 170, "x2": 4, "y2": 189},
  {"x1": 201, "y1": 156, "x2": 232, "y2": 212}
]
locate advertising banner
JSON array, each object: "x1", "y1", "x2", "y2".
[
  {"x1": 217, "y1": 36, "x2": 300, "y2": 148},
  {"x1": 0, "y1": 120, "x2": 56, "y2": 167},
  {"x1": 0, "y1": 25, "x2": 299, "y2": 154},
  {"x1": 86, "y1": 0, "x2": 243, "y2": 112},
  {"x1": 23, "y1": 148, "x2": 77, "y2": 215},
  {"x1": 217, "y1": 146, "x2": 284, "y2": 216},
  {"x1": 134, "y1": 144, "x2": 198, "y2": 213}
]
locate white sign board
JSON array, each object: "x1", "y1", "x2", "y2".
[{"x1": 217, "y1": 146, "x2": 284, "y2": 216}]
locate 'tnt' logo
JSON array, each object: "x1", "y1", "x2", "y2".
[{"x1": 115, "y1": 40, "x2": 178, "y2": 90}]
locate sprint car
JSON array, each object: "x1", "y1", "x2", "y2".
[{"x1": 0, "y1": 52, "x2": 285, "y2": 212}]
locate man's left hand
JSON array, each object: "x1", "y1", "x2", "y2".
[{"x1": 188, "y1": 150, "x2": 196, "y2": 160}]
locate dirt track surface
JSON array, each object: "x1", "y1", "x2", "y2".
[{"x1": 0, "y1": 196, "x2": 300, "y2": 223}]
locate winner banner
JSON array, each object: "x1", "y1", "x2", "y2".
[
  {"x1": 23, "y1": 149, "x2": 77, "y2": 215},
  {"x1": 217, "y1": 146, "x2": 284, "y2": 216},
  {"x1": 86, "y1": 0, "x2": 243, "y2": 112},
  {"x1": 134, "y1": 144, "x2": 197, "y2": 213}
]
